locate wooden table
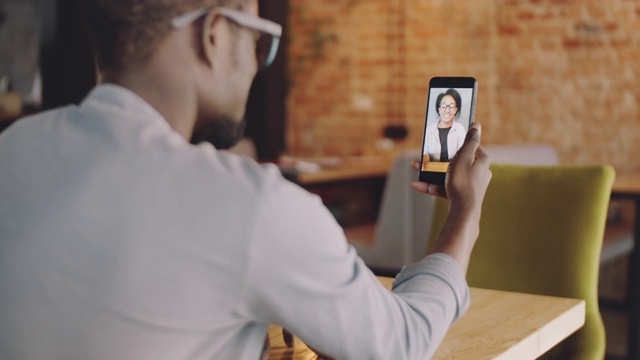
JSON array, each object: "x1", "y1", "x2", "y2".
[
  {"x1": 267, "y1": 277, "x2": 585, "y2": 360},
  {"x1": 280, "y1": 156, "x2": 395, "y2": 227},
  {"x1": 283, "y1": 156, "x2": 394, "y2": 185},
  {"x1": 611, "y1": 172, "x2": 640, "y2": 359}
]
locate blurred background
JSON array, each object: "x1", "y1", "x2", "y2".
[
  {"x1": 1, "y1": 0, "x2": 639, "y2": 173},
  {"x1": 284, "y1": 0, "x2": 640, "y2": 174}
]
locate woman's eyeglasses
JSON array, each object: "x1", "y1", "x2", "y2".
[
  {"x1": 171, "y1": 7, "x2": 282, "y2": 70},
  {"x1": 438, "y1": 103, "x2": 458, "y2": 111}
]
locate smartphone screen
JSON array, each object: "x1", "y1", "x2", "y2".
[{"x1": 419, "y1": 77, "x2": 477, "y2": 185}]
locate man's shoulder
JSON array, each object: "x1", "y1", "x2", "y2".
[
  {"x1": 0, "y1": 106, "x2": 75, "y2": 146},
  {"x1": 173, "y1": 142, "x2": 298, "y2": 197},
  {"x1": 3, "y1": 105, "x2": 73, "y2": 129}
]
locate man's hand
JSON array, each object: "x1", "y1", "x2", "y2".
[
  {"x1": 444, "y1": 123, "x2": 492, "y2": 216},
  {"x1": 410, "y1": 123, "x2": 492, "y2": 272},
  {"x1": 410, "y1": 123, "x2": 491, "y2": 203}
]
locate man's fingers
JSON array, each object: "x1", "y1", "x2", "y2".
[
  {"x1": 410, "y1": 181, "x2": 447, "y2": 198},
  {"x1": 467, "y1": 123, "x2": 481, "y2": 143},
  {"x1": 457, "y1": 124, "x2": 482, "y2": 161},
  {"x1": 411, "y1": 160, "x2": 421, "y2": 171},
  {"x1": 426, "y1": 183, "x2": 447, "y2": 198},
  {"x1": 464, "y1": 124, "x2": 481, "y2": 147},
  {"x1": 410, "y1": 181, "x2": 428, "y2": 192}
]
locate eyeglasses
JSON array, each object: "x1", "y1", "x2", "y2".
[
  {"x1": 171, "y1": 7, "x2": 282, "y2": 70},
  {"x1": 438, "y1": 103, "x2": 457, "y2": 111}
]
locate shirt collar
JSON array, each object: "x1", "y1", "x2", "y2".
[{"x1": 81, "y1": 83, "x2": 171, "y2": 130}]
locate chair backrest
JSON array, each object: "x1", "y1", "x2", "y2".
[
  {"x1": 353, "y1": 144, "x2": 560, "y2": 272},
  {"x1": 484, "y1": 144, "x2": 559, "y2": 165},
  {"x1": 372, "y1": 149, "x2": 435, "y2": 268},
  {"x1": 350, "y1": 149, "x2": 436, "y2": 271},
  {"x1": 427, "y1": 163, "x2": 615, "y2": 359}
]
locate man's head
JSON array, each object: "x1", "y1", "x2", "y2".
[
  {"x1": 82, "y1": 0, "x2": 280, "y2": 71},
  {"x1": 81, "y1": 0, "x2": 281, "y2": 149},
  {"x1": 81, "y1": 0, "x2": 221, "y2": 73}
]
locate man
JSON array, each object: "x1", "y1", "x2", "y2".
[{"x1": 0, "y1": 0, "x2": 491, "y2": 359}]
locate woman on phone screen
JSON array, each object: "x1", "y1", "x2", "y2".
[{"x1": 425, "y1": 88, "x2": 467, "y2": 162}]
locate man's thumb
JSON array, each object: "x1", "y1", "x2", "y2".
[{"x1": 461, "y1": 123, "x2": 482, "y2": 155}]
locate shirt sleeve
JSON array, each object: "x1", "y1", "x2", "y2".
[{"x1": 235, "y1": 172, "x2": 470, "y2": 359}]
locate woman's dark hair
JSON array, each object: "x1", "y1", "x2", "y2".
[{"x1": 435, "y1": 88, "x2": 462, "y2": 119}]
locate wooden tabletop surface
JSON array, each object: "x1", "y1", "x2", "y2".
[
  {"x1": 612, "y1": 171, "x2": 640, "y2": 196},
  {"x1": 290, "y1": 156, "x2": 395, "y2": 185}
]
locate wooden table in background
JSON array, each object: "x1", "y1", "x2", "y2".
[
  {"x1": 267, "y1": 277, "x2": 585, "y2": 360},
  {"x1": 281, "y1": 156, "x2": 395, "y2": 228},
  {"x1": 611, "y1": 172, "x2": 640, "y2": 360},
  {"x1": 285, "y1": 156, "x2": 394, "y2": 185}
]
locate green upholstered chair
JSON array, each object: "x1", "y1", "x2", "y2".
[{"x1": 427, "y1": 163, "x2": 615, "y2": 359}]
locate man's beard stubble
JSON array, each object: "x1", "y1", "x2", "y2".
[
  {"x1": 190, "y1": 115, "x2": 246, "y2": 150},
  {"x1": 190, "y1": 31, "x2": 254, "y2": 150}
]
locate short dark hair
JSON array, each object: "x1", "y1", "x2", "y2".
[
  {"x1": 435, "y1": 88, "x2": 462, "y2": 119},
  {"x1": 80, "y1": 0, "x2": 244, "y2": 72}
]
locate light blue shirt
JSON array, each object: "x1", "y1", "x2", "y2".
[{"x1": 0, "y1": 84, "x2": 469, "y2": 359}]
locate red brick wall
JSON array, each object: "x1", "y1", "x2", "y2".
[{"x1": 286, "y1": 0, "x2": 640, "y2": 173}]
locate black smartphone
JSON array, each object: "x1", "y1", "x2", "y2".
[{"x1": 419, "y1": 76, "x2": 478, "y2": 185}]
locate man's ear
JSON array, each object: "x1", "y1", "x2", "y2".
[{"x1": 200, "y1": 10, "x2": 224, "y2": 67}]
